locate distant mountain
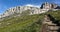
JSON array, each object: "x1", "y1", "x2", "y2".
[{"x1": 0, "y1": 2, "x2": 60, "y2": 19}]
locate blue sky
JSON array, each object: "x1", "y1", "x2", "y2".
[{"x1": 0, "y1": 0, "x2": 60, "y2": 14}]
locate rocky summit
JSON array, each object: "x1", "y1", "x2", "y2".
[{"x1": 0, "y1": 2, "x2": 60, "y2": 18}]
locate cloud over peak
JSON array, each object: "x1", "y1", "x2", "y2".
[{"x1": 25, "y1": 4, "x2": 40, "y2": 8}]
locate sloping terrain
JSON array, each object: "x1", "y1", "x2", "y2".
[
  {"x1": 46, "y1": 10, "x2": 60, "y2": 21},
  {"x1": 0, "y1": 14, "x2": 44, "y2": 32},
  {"x1": 0, "y1": 10, "x2": 60, "y2": 32}
]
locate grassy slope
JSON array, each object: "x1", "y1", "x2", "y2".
[
  {"x1": 0, "y1": 10, "x2": 60, "y2": 32},
  {"x1": 0, "y1": 14, "x2": 44, "y2": 32},
  {"x1": 46, "y1": 10, "x2": 60, "y2": 21}
]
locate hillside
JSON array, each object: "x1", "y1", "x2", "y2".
[
  {"x1": 0, "y1": 14, "x2": 44, "y2": 32},
  {"x1": 46, "y1": 10, "x2": 60, "y2": 22},
  {"x1": 0, "y1": 10, "x2": 60, "y2": 32}
]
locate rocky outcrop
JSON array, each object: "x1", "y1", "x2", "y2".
[
  {"x1": 55, "y1": 6, "x2": 60, "y2": 9},
  {"x1": 40, "y1": 2, "x2": 58, "y2": 9},
  {"x1": 41, "y1": 14, "x2": 60, "y2": 32},
  {"x1": 0, "y1": 6, "x2": 48, "y2": 18},
  {"x1": 0, "y1": 2, "x2": 60, "y2": 19}
]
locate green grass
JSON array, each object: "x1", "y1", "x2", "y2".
[
  {"x1": 0, "y1": 10, "x2": 60, "y2": 32},
  {"x1": 0, "y1": 14, "x2": 44, "y2": 32},
  {"x1": 46, "y1": 10, "x2": 60, "y2": 21}
]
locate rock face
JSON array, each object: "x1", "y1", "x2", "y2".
[
  {"x1": 40, "y1": 2, "x2": 58, "y2": 9},
  {"x1": 0, "y1": 2, "x2": 60, "y2": 18},
  {"x1": 41, "y1": 14, "x2": 60, "y2": 32},
  {"x1": 0, "y1": 6, "x2": 48, "y2": 18},
  {"x1": 0, "y1": 15, "x2": 1, "y2": 18}
]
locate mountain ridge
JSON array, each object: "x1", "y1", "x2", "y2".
[{"x1": 0, "y1": 2, "x2": 60, "y2": 19}]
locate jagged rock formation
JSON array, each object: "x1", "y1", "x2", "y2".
[
  {"x1": 55, "y1": 6, "x2": 60, "y2": 9},
  {"x1": 0, "y1": 2, "x2": 60, "y2": 19},
  {"x1": 41, "y1": 14, "x2": 60, "y2": 32},
  {"x1": 40, "y1": 2, "x2": 58, "y2": 9},
  {"x1": 0, "y1": 6, "x2": 48, "y2": 18}
]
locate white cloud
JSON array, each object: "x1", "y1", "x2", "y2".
[{"x1": 25, "y1": 4, "x2": 41, "y2": 8}]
